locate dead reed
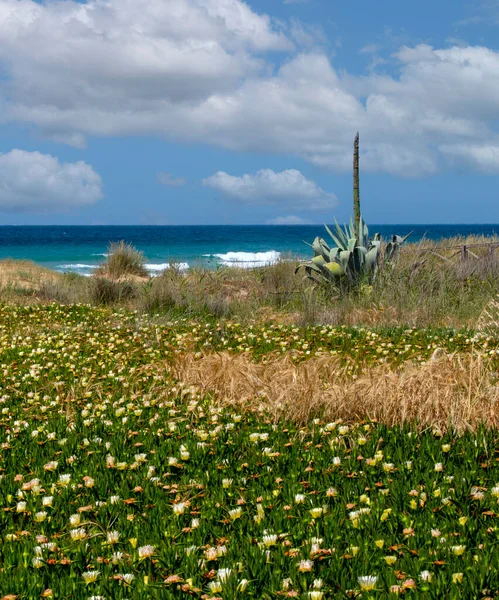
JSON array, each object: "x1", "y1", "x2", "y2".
[{"x1": 172, "y1": 351, "x2": 499, "y2": 432}]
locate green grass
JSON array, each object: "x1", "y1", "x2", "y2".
[{"x1": 0, "y1": 305, "x2": 498, "y2": 598}]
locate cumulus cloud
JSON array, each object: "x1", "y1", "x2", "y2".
[
  {"x1": 265, "y1": 215, "x2": 312, "y2": 224},
  {"x1": 202, "y1": 169, "x2": 337, "y2": 211},
  {"x1": 157, "y1": 172, "x2": 186, "y2": 186},
  {"x1": 439, "y1": 142, "x2": 499, "y2": 173},
  {"x1": 0, "y1": 150, "x2": 103, "y2": 211},
  {"x1": 1, "y1": 1, "x2": 499, "y2": 176}
]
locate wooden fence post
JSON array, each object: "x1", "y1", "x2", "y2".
[{"x1": 461, "y1": 245, "x2": 468, "y2": 261}]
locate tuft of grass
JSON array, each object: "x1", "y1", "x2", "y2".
[{"x1": 96, "y1": 240, "x2": 148, "y2": 279}]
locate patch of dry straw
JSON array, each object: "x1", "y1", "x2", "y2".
[{"x1": 172, "y1": 351, "x2": 499, "y2": 432}]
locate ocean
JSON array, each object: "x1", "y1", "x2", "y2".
[{"x1": 0, "y1": 224, "x2": 498, "y2": 276}]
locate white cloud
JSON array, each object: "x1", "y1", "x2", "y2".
[
  {"x1": 265, "y1": 215, "x2": 312, "y2": 224},
  {"x1": 0, "y1": 150, "x2": 102, "y2": 211},
  {"x1": 1, "y1": 1, "x2": 499, "y2": 176},
  {"x1": 157, "y1": 172, "x2": 186, "y2": 186},
  {"x1": 202, "y1": 169, "x2": 337, "y2": 211},
  {"x1": 439, "y1": 142, "x2": 499, "y2": 173}
]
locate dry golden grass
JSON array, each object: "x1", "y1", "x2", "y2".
[
  {"x1": 172, "y1": 351, "x2": 499, "y2": 432},
  {"x1": 0, "y1": 259, "x2": 61, "y2": 290}
]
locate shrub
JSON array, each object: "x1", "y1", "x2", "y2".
[
  {"x1": 97, "y1": 241, "x2": 148, "y2": 279},
  {"x1": 89, "y1": 276, "x2": 137, "y2": 305}
]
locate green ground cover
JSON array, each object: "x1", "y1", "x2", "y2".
[{"x1": 0, "y1": 305, "x2": 498, "y2": 599}]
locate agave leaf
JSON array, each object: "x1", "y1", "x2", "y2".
[
  {"x1": 339, "y1": 250, "x2": 352, "y2": 273},
  {"x1": 312, "y1": 255, "x2": 326, "y2": 267},
  {"x1": 296, "y1": 262, "x2": 323, "y2": 275},
  {"x1": 351, "y1": 246, "x2": 366, "y2": 275},
  {"x1": 312, "y1": 237, "x2": 330, "y2": 260},
  {"x1": 334, "y1": 220, "x2": 349, "y2": 248},
  {"x1": 324, "y1": 262, "x2": 344, "y2": 276},
  {"x1": 329, "y1": 247, "x2": 340, "y2": 261},
  {"x1": 324, "y1": 224, "x2": 347, "y2": 251},
  {"x1": 365, "y1": 245, "x2": 379, "y2": 274},
  {"x1": 347, "y1": 237, "x2": 357, "y2": 252}
]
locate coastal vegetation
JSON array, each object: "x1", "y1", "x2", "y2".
[
  {"x1": 1, "y1": 139, "x2": 498, "y2": 599},
  {"x1": 0, "y1": 234, "x2": 499, "y2": 329}
]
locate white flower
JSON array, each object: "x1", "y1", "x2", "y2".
[
  {"x1": 138, "y1": 545, "x2": 155, "y2": 559},
  {"x1": 58, "y1": 474, "x2": 71, "y2": 486},
  {"x1": 121, "y1": 573, "x2": 135, "y2": 585},
  {"x1": 70, "y1": 514, "x2": 81, "y2": 527},
  {"x1": 112, "y1": 551, "x2": 124, "y2": 564},
  {"x1": 42, "y1": 496, "x2": 53, "y2": 507},
  {"x1": 262, "y1": 534, "x2": 278, "y2": 547},
  {"x1": 208, "y1": 581, "x2": 222, "y2": 593},
  {"x1": 298, "y1": 559, "x2": 314, "y2": 572},
  {"x1": 34, "y1": 511, "x2": 47, "y2": 522},
  {"x1": 358, "y1": 576, "x2": 377, "y2": 591},
  {"x1": 172, "y1": 502, "x2": 187, "y2": 515},
  {"x1": 420, "y1": 570, "x2": 433, "y2": 582},
  {"x1": 70, "y1": 528, "x2": 87, "y2": 541},
  {"x1": 106, "y1": 531, "x2": 120, "y2": 545},
  {"x1": 229, "y1": 507, "x2": 243, "y2": 520},
  {"x1": 205, "y1": 547, "x2": 219, "y2": 561},
  {"x1": 217, "y1": 568, "x2": 232, "y2": 582},
  {"x1": 16, "y1": 501, "x2": 27, "y2": 513},
  {"x1": 434, "y1": 463, "x2": 444, "y2": 472},
  {"x1": 295, "y1": 494, "x2": 306, "y2": 503},
  {"x1": 82, "y1": 570, "x2": 100, "y2": 584}
]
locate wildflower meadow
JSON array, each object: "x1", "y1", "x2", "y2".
[{"x1": 0, "y1": 304, "x2": 498, "y2": 598}]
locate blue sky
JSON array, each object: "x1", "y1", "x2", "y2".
[{"x1": 0, "y1": 0, "x2": 498, "y2": 225}]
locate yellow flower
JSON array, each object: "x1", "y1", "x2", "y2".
[
  {"x1": 384, "y1": 556, "x2": 397, "y2": 565},
  {"x1": 374, "y1": 540, "x2": 384, "y2": 549},
  {"x1": 380, "y1": 508, "x2": 392, "y2": 521},
  {"x1": 458, "y1": 516, "x2": 468, "y2": 526},
  {"x1": 452, "y1": 545, "x2": 466, "y2": 556},
  {"x1": 452, "y1": 573, "x2": 463, "y2": 584}
]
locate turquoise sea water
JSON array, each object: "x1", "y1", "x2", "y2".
[{"x1": 0, "y1": 225, "x2": 498, "y2": 275}]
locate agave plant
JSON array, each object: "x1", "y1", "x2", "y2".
[
  {"x1": 386, "y1": 233, "x2": 412, "y2": 262},
  {"x1": 296, "y1": 215, "x2": 381, "y2": 287}
]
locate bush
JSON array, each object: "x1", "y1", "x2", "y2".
[
  {"x1": 89, "y1": 277, "x2": 137, "y2": 305},
  {"x1": 97, "y1": 241, "x2": 148, "y2": 279}
]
